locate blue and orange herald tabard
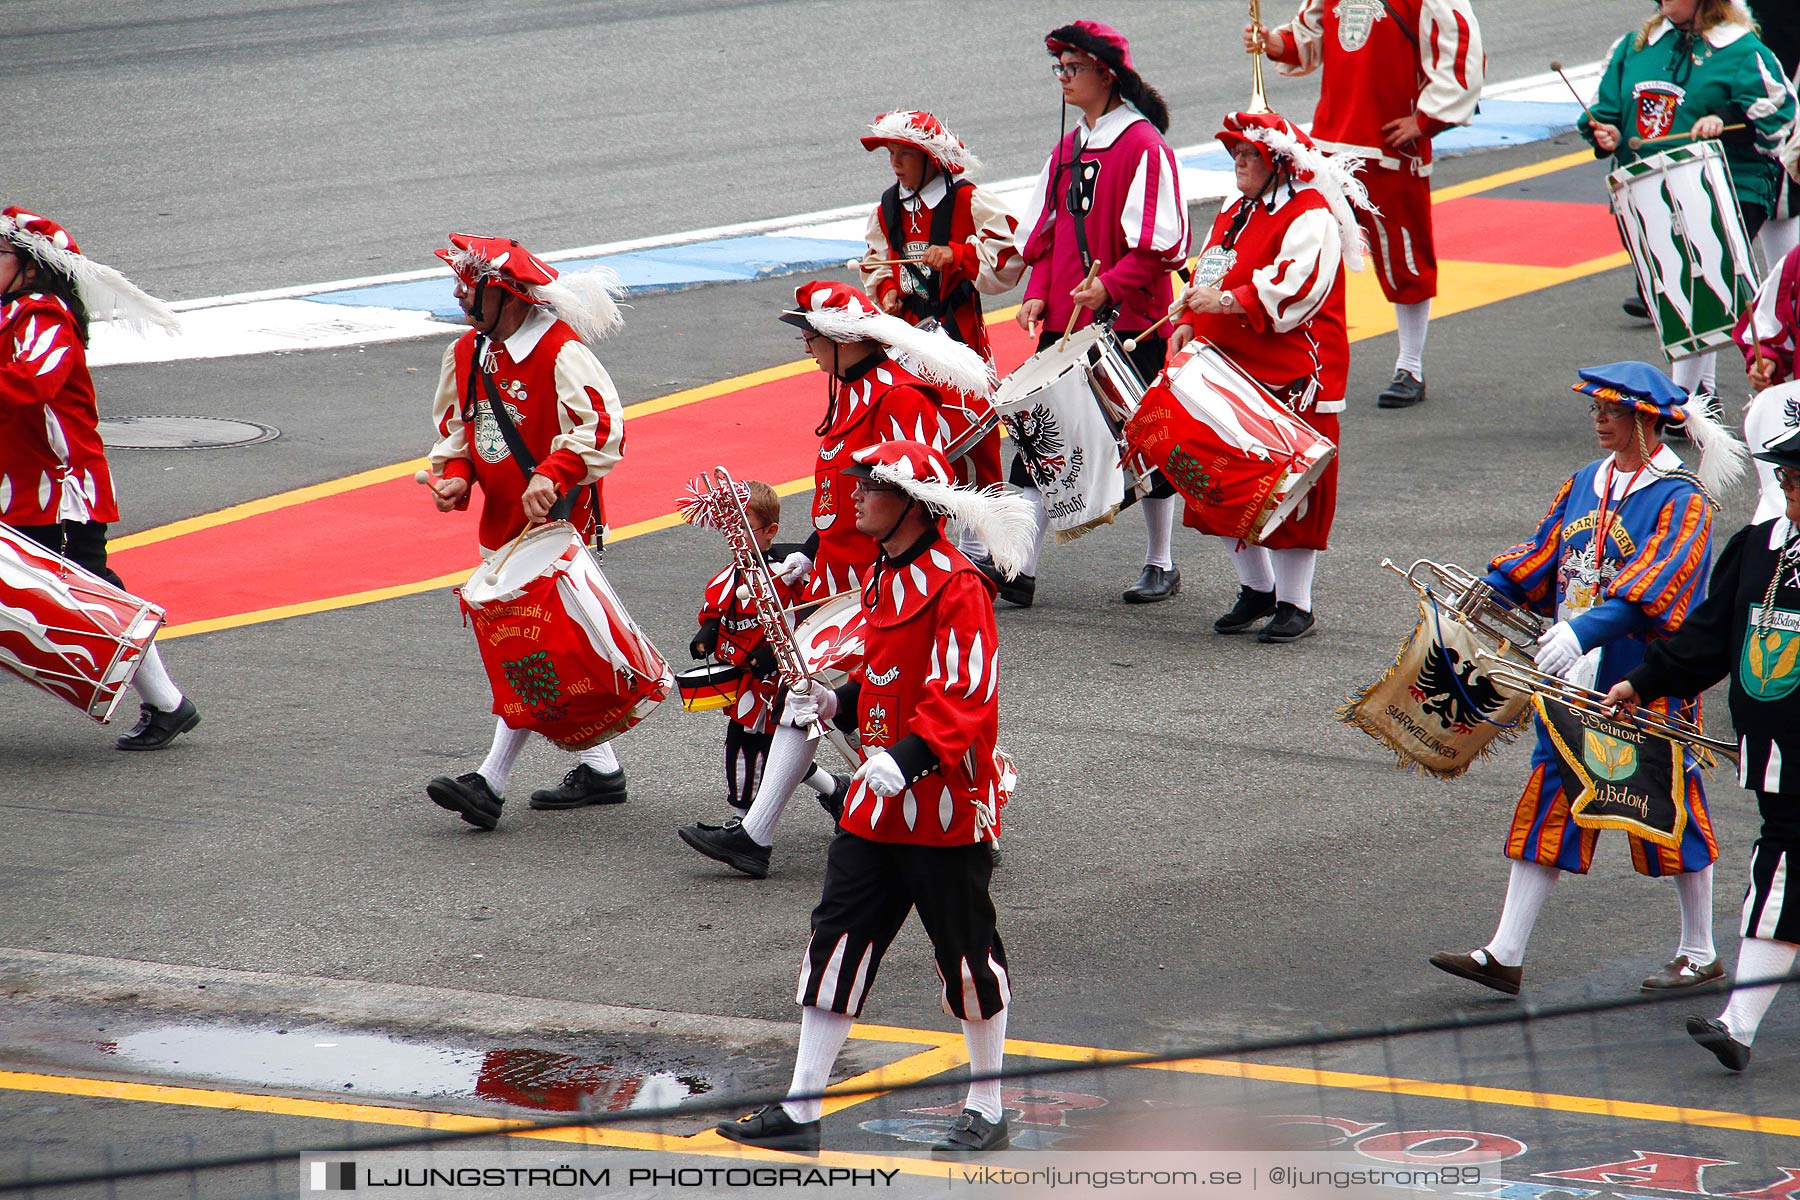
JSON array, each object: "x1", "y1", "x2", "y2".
[{"x1": 1482, "y1": 451, "x2": 1718, "y2": 877}]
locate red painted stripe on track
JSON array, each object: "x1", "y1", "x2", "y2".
[
  {"x1": 1433, "y1": 197, "x2": 1618, "y2": 269},
  {"x1": 111, "y1": 325, "x2": 1036, "y2": 627}
]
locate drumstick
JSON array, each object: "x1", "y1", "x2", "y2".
[
  {"x1": 1123, "y1": 309, "x2": 1180, "y2": 353},
  {"x1": 413, "y1": 469, "x2": 434, "y2": 486},
  {"x1": 1548, "y1": 61, "x2": 1600, "y2": 128},
  {"x1": 485, "y1": 522, "x2": 535, "y2": 586},
  {"x1": 847, "y1": 256, "x2": 927, "y2": 269},
  {"x1": 1628, "y1": 123, "x2": 1746, "y2": 151},
  {"x1": 1059, "y1": 263, "x2": 1102, "y2": 350}
]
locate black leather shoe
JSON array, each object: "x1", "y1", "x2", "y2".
[
  {"x1": 818, "y1": 773, "x2": 850, "y2": 822},
  {"x1": 1377, "y1": 369, "x2": 1426, "y2": 409},
  {"x1": 1623, "y1": 293, "x2": 1651, "y2": 320},
  {"x1": 1123, "y1": 564, "x2": 1180, "y2": 604},
  {"x1": 528, "y1": 763, "x2": 627, "y2": 809},
  {"x1": 1214, "y1": 585, "x2": 1278, "y2": 633},
  {"x1": 1257, "y1": 602, "x2": 1316, "y2": 642},
  {"x1": 427, "y1": 772, "x2": 504, "y2": 830},
  {"x1": 931, "y1": 1109, "x2": 1011, "y2": 1154},
  {"x1": 678, "y1": 819, "x2": 771, "y2": 878},
  {"x1": 114, "y1": 698, "x2": 200, "y2": 751},
  {"x1": 718, "y1": 1104, "x2": 820, "y2": 1153},
  {"x1": 1687, "y1": 1015, "x2": 1751, "y2": 1071},
  {"x1": 973, "y1": 553, "x2": 1036, "y2": 608},
  {"x1": 1428, "y1": 948, "x2": 1522, "y2": 996}
]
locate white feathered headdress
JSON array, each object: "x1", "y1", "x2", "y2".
[
  {"x1": 847, "y1": 440, "x2": 1037, "y2": 579},
  {"x1": 0, "y1": 206, "x2": 180, "y2": 333},
  {"x1": 437, "y1": 232, "x2": 625, "y2": 345},
  {"x1": 781, "y1": 280, "x2": 994, "y2": 397},
  {"x1": 860, "y1": 110, "x2": 982, "y2": 176},
  {"x1": 1217, "y1": 112, "x2": 1376, "y2": 272}
]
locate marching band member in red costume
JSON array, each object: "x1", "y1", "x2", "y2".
[
  {"x1": 678, "y1": 280, "x2": 994, "y2": 878},
  {"x1": 859, "y1": 109, "x2": 1022, "y2": 565},
  {"x1": 1011, "y1": 20, "x2": 1190, "y2": 607},
  {"x1": 420, "y1": 233, "x2": 629, "y2": 830},
  {"x1": 1247, "y1": 0, "x2": 1484, "y2": 409},
  {"x1": 1170, "y1": 112, "x2": 1371, "y2": 643},
  {"x1": 716, "y1": 439, "x2": 1033, "y2": 1156},
  {"x1": 0, "y1": 206, "x2": 199, "y2": 749}
]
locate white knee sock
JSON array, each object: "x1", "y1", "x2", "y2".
[
  {"x1": 1758, "y1": 217, "x2": 1799, "y2": 269},
  {"x1": 477, "y1": 719, "x2": 530, "y2": 796},
  {"x1": 781, "y1": 1006, "x2": 855, "y2": 1124},
  {"x1": 740, "y1": 724, "x2": 817, "y2": 846},
  {"x1": 1224, "y1": 540, "x2": 1275, "y2": 591},
  {"x1": 958, "y1": 523, "x2": 991, "y2": 562},
  {"x1": 1671, "y1": 353, "x2": 1718, "y2": 398},
  {"x1": 1720, "y1": 937, "x2": 1798, "y2": 1045},
  {"x1": 1141, "y1": 495, "x2": 1176, "y2": 570},
  {"x1": 960, "y1": 1012, "x2": 1009, "y2": 1122},
  {"x1": 1269, "y1": 547, "x2": 1318, "y2": 612},
  {"x1": 1483, "y1": 859, "x2": 1562, "y2": 967},
  {"x1": 578, "y1": 741, "x2": 620, "y2": 773},
  {"x1": 801, "y1": 765, "x2": 837, "y2": 795},
  {"x1": 1395, "y1": 300, "x2": 1431, "y2": 377},
  {"x1": 131, "y1": 643, "x2": 183, "y2": 711},
  {"x1": 1019, "y1": 487, "x2": 1049, "y2": 577},
  {"x1": 1675, "y1": 865, "x2": 1716, "y2": 963}
]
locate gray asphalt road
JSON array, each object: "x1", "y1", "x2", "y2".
[{"x1": 8, "y1": 0, "x2": 1641, "y2": 298}]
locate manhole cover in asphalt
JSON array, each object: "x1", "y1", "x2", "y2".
[{"x1": 98, "y1": 415, "x2": 281, "y2": 450}]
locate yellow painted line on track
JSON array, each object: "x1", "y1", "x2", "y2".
[{"x1": 1431, "y1": 148, "x2": 1598, "y2": 204}]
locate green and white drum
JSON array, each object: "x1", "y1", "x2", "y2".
[{"x1": 1608, "y1": 140, "x2": 1758, "y2": 361}]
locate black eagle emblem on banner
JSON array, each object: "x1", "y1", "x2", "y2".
[
  {"x1": 1005, "y1": 406, "x2": 1067, "y2": 490},
  {"x1": 1409, "y1": 642, "x2": 1508, "y2": 734}
]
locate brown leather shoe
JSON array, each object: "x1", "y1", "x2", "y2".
[
  {"x1": 1429, "y1": 948, "x2": 1522, "y2": 996},
  {"x1": 1641, "y1": 955, "x2": 1726, "y2": 993}
]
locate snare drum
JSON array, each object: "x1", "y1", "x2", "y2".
[
  {"x1": 993, "y1": 326, "x2": 1146, "y2": 540},
  {"x1": 676, "y1": 661, "x2": 748, "y2": 713},
  {"x1": 0, "y1": 523, "x2": 165, "y2": 722},
  {"x1": 793, "y1": 592, "x2": 867, "y2": 687},
  {"x1": 1127, "y1": 340, "x2": 1336, "y2": 543},
  {"x1": 459, "y1": 521, "x2": 672, "y2": 750},
  {"x1": 1610, "y1": 141, "x2": 1758, "y2": 361}
]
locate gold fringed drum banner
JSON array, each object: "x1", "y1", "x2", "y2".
[
  {"x1": 1339, "y1": 597, "x2": 1531, "y2": 778},
  {"x1": 1537, "y1": 696, "x2": 1688, "y2": 849}
]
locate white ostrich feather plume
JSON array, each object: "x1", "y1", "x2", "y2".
[
  {"x1": 868, "y1": 464, "x2": 1037, "y2": 579},
  {"x1": 805, "y1": 308, "x2": 995, "y2": 397}
]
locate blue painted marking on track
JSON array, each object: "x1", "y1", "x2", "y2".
[{"x1": 308, "y1": 102, "x2": 1583, "y2": 316}]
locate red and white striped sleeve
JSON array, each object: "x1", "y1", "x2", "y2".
[
  {"x1": 1272, "y1": 0, "x2": 1327, "y2": 75},
  {"x1": 1240, "y1": 205, "x2": 1342, "y2": 334},
  {"x1": 969, "y1": 184, "x2": 1024, "y2": 295},
  {"x1": 1418, "y1": 0, "x2": 1484, "y2": 129},
  {"x1": 541, "y1": 340, "x2": 625, "y2": 488}
]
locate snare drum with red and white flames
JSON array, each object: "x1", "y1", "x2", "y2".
[
  {"x1": 459, "y1": 522, "x2": 672, "y2": 750},
  {"x1": 0, "y1": 523, "x2": 165, "y2": 722},
  {"x1": 1125, "y1": 340, "x2": 1336, "y2": 544}
]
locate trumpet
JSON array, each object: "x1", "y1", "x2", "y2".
[
  {"x1": 1247, "y1": 0, "x2": 1274, "y2": 114},
  {"x1": 1475, "y1": 651, "x2": 1740, "y2": 761},
  {"x1": 694, "y1": 467, "x2": 862, "y2": 768},
  {"x1": 1381, "y1": 558, "x2": 1547, "y2": 657}
]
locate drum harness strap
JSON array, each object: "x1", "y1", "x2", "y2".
[
  {"x1": 879, "y1": 177, "x2": 981, "y2": 345},
  {"x1": 463, "y1": 333, "x2": 602, "y2": 546}
]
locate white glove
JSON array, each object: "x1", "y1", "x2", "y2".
[
  {"x1": 777, "y1": 551, "x2": 813, "y2": 586},
  {"x1": 780, "y1": 680, "x2": 838, "y2": 728},
  {"x1": 1534, "y1": 621, "x2": 1585, "y2": 678},
  {"x1": 853, "y1": 750, "x2": 906, "y2": 798}
]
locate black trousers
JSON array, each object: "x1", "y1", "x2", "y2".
[
  {"x1": 797, "y1": 828, "x2": 1008, "y2": 1020},
  {"x1": 724, "y1": 721, "x2": 772, "y2": 811},
  {"x1": 14, "y1": 521, "x2": 126, "y2": 589}
]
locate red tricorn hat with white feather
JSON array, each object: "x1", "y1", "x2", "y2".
[
  {"x1": 1, "y1": 206, "x2": 179, "y2": 333},
  {"x1": 860, "y1": 110, "x2": 981, "y2": 176},
  {"x1": 435, "y1": 232, "x2": 625, "y2": 344},
  {"x1": 779, "y1": 280, "x2": 993, "y2": 397},
  {"x1": 1215, "y1": 111, "x2": 1376, "y2": 272},
  {"x1": 844, "y1": 440, "x2": 1037, "y2": 580}
]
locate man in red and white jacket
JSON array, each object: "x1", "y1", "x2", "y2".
[
  {"x1": 1248, "y1": 0, "x2": 1483, "y2": 409},
  {"x1": 679, "y1": 280, "x2": 996, "y2": 874},
  {"x1": 715, "y1": 439, "x2": 1033, "y2": 1157},
  {"x1": 0, "y1": 206, "x2": 199, "y2": 750},
  {"x1": 420, "y1": 232, "x2": 631, "y2": 829}
]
